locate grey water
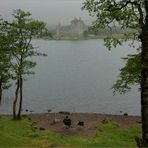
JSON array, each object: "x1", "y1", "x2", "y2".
[{"x1": 0, "y1": 39, "x2": 140, "y2": 115}]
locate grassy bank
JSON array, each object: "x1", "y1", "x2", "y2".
[{"x1": 0, "y1": 116, "x2": 141, "y2": 147}]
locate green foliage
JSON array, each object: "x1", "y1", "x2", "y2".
[
  {"x1": 82, "y1": 0, "x2": 144, "y2": 29},
  {"x1": 0, "y1": 9, "x2": 48, "y2": 118},
  {"x1": 9, "y1": 9, "x2": 47, "y2": 79},
  {"x1": 0, "y1": 9, "x2": 47, "y2": 85},
  {"x1": 0, "y1": 116, "x2": 141, "y2": 147},
  {"x1": 82, "y1": 0, "x2": 144, "y2": 93},
  {"x1": 113, "y1": 53, "x2": 141, "y2": 94},
  {"x1": 7, "y1": 9, "x2": 48, "y2": 119},
  {"x1": 0, "y1": 19, "x2": 12, "y2": 94}
]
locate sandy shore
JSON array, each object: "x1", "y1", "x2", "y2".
[{"x1": 28, "y1": 113, "x2": 141, "y2": 137}]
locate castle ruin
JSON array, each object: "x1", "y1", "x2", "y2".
[{"x1": 56, "y1": 17, "x2": 85, "y2": 37}]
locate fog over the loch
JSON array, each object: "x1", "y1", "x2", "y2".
[{"x1": 0, "y1": 0, "x2": 93, "y2": 26}]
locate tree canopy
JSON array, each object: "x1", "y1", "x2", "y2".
[
  {"x1": 83, "y1": 0, "x2": 143, "y2": 94},
  {"x1": 0, "y1": 9, "x2": 47, "y2": 119},
  {"x1": 0, "y1": 19, "x2": 12, "y2": 103}
]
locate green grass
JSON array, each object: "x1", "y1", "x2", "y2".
[{"x1": 0, "y1": 116, "x2": 141, "y2": 147}]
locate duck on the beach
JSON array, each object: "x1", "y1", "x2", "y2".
[{"x1": 63, "y1": 116, "x2": 72, "y2": 128}]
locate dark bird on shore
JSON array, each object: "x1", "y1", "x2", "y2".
[
  {"x1": 63, "y1": 116, "x2": 72, "y2": 128},
  {"x1": 123, "y1": 113, "x2": 128, "y2": 116},
  {"x1": 30, "y1": 110, "x2": 34, "y2": 113},
  {"x1": 77, "y1": 121, "x2": 84, "y2": 126},
  {"x1": 47, "y1": 109, "x2": 52, "y2": 113}
]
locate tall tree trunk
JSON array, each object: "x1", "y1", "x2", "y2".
[
  {"x1": 13, "y1": 79, "x2": 20, "y2": 120},
  {"x1": 0, "y1": 78, "x2": 2, "y2": 104},
  {"x1": 141, "y1": 1, "x2": 148, "y2": 146},
  {"x1": 17, "y1": 77, "x2": 23, "y2": 119}
]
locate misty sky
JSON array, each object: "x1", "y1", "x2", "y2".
[{"x1": 0, "y1": 0, "x2": 93, "y2": 26}]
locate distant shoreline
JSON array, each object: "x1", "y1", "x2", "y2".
[{"x1": 37, "y1": 34, "x2": 126, "y2": 41}]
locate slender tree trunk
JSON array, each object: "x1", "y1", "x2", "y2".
[
  {"x1": 17, "y1": 55, "x2": 23, "y2": 119},
  {"x1": 17, "y1": 77, "x2": 23, "y2": 119},
  {"x1": 13, "y1": 79, "x2": 20, "y2": 120},
  {"x1": 141, "y1": 1, "x2": 148, "y2": 146}
]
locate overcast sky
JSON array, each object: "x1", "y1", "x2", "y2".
[{"x1": 0, "y1": 0, "x2": 93, "y2": 26}]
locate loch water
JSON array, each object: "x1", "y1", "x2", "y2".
[{"x1": 0, "y1": 39, "x2": 140, "y2": 115}]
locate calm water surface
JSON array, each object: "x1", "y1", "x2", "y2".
[{"x1": 0, "y1": 39, "x2": 140, "y2": 115}]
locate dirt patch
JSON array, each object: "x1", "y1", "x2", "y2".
[{"x1": 29, "y1": 113, "x2": 141, "y2": 137}]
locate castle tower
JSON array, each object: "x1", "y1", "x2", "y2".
[{"x1": 56, "y1": 22, "x2": 61, "y2": 36}]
